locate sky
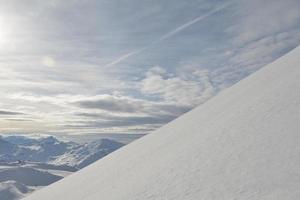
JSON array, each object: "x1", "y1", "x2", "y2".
[{"x1": 0, "y1": 0, "x2": 299, "y2": 135}]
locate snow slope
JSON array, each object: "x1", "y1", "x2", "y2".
[
  {"x1": 25, "y1": 46, "x2": 300, "y2": 200},
  {"x1": 0, "y1": 167, "x2": 62, "y2": 186},
  {"x1": 0, "y1": 181, "x2": 33, "y2": 200},
  {"x1": 0, "y1": 162, "x2": 74, "y2": 200}
]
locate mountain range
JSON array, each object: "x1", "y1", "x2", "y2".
[{"x1": 0, "y1": 135, "x2": 125, "y2": 200}]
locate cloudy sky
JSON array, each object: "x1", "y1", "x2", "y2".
[{"x1": 0, "y1": 0, "x2": 299, "y2": 135}]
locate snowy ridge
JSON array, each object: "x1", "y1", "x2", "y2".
[
  {"x1": 0, "y1": 181, "x2": 33, "y2": 200},
  {"x1": 0, "y1": 162, "x2": 72, "y2": 200},
  {"x1": 0, "y1": 135, "x2": 77, "y2": 163},
  {"x1": 51, "y1": 139, "x2": 124, "y2": 169},
  {"x1": 1, "y1": 135, "x2": 124, "y2": 169},
  {"x1": 0, "y1": 137, "x2": 17, "y2": 159},
  {"x1": 25, "y1": 46, "x2": 300, "y2": 200}
]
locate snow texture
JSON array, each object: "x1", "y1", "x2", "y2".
[{"x1": 25, "y1": 46, "x2": 300, "y2": 200}]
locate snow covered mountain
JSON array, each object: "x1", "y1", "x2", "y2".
[
  {"x1": 51, "y1": 139, "x2": 124, "y2": 169},
  {"x1": 0, "y1": 137, "x2": 17, "y2": 161},
  {"x1": 0, "y1": 135, "x2": 76, "y2": 163},
  {"x1": 24, "y1": 46, "x2": 300, "y2": 200},
  {"x1": 0, "y1": 135, "x2": 124, "y2": 168},
  {"x1": 0, "y1": 135, "x2": 126, "y2": 200}
]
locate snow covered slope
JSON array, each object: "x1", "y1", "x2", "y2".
[
  {"x1": 0, "y1": 181, "x2": 33, "y2": 200},
  {"x1": 25, "y1": 46, "x2": 300, "y2": 200},
  {"x1": 0, "y1": 162, "x2": 74, "y2": 200}
]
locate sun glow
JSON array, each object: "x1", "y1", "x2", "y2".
[
  {"x1": 0, "y1": 18, "x2": 6, "y2": 41},
  {"x1": 0, "y1": 16, "x2": 13, "y2": 47}
]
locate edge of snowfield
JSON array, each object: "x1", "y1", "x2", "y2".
[
  {"x1": 25, "y1": 46, "x2": 300, "y2": 200},
  {"x1": 0, "y1": 181, "x2": 33, "y2": 200}
]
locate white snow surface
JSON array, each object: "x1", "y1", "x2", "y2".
[{"x1": 25, "y1": 46, "x2": 300, "y2": 200}]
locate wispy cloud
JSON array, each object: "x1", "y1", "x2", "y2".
[
  {"x1": 156, "y1": 2, "x2": 232, "y2": 43},
  {"x1": 104, "y1": 2, "x2": 232, "y2": 67},
  {"x1": 1, "y1": 0, "x2": 299, "y2": 135},
  {"x1": 229, "y1": 0, "x2": 300, "y2": 45},
  {"x1": 0, "y1": 110, "x2": 24, "y2": 116}
]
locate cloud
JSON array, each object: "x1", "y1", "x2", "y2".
[
  {"x1": 103, "y1": 2, "x2": 231, "y2": 67},
  {"x1": 75, "y1": 95, "x2": 143, "y2": 113},
  {"x1": 72, "y1": 114, "x2": 174, "y2": 128},
  {"x1": 140, "y1": 66, "x2": 216, "y2": 106},
  {"x1": 229, "y1": 31, "x2": 300, "y2": 72},
  {"x1": 74, "y1": 94, "x2": 191, "y2": 117},
  {"x1": 1, "y1": 0, "x2": 299, "y2": 135},
  {"x1": 70, "y1": 93, "x2": 193, "y2": 133},
  {"x1": 103, "y1": 49, "x2": 143, "y2": 68},
  {"x1": 229, "y1": 0, "x2": 300, "y2": 45},
  {"x1": 156, "y1": 2, "x2": 232, "y2": 43},
  {"x1": 215, "y1": 0, "x2": 300, "y2": 88},
  {"x1": 0, "y1": 110, "x2": 24, "y2": 115},
  {"x1": 4, "y1": 118, "x2": 34, "y2": 122}
]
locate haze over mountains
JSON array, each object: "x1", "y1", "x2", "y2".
[
  {"x1": 0, "y1": 135, "x2": 128, "y2": 200},
  {"x1": 24, "y1": 46, "x2": 300, "y2": 200}
]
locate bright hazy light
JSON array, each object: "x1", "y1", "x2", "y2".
[
  {"x1": 42, "y1": 56, "x2": 56, "y2": 67},
  {"x1": 0, "y1": 16, "x2": 12, "y2": 47},
  {"x1": 0, "y1": 20, "x2": 5, "y2": 44}
]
